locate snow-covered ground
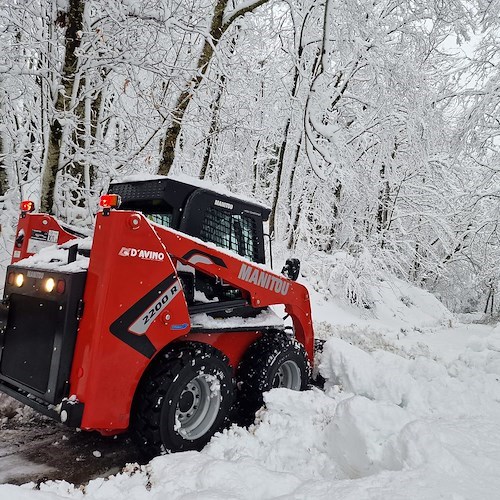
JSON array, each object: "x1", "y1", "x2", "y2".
[{"x1": 1, "y1": 275, "x2": 500, "y2": 499}]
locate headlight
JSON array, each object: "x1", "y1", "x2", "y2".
[
  {"x1": 44, "y1": 278, "x2": 56, "y2": 293},
  {"x1": 15, "y1": 273, "x2": 24, "y2": 287}
]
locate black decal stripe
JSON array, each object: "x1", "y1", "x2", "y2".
[
  {"x1": 182, "y1": 249, "x2": 227, "y2": 268},
  {"x1": 109, "y1": 274, "x2": 177, "y2": 358}
]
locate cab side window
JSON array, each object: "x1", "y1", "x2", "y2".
[
  {"x1": 200, "y1": 207, "x2": 259, "y2": 262},
  {"x1": 147, "y1": 213, "x2": 173, "y2": 227}
]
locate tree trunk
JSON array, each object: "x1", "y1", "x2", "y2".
[
  {"x1": 40, "y1": 0, "x2": 85, "y2": 214},
  {"x1": 252, "y1": 139, "x2": 261, "y2": 194},
  {"x1": 376, "y1": 163, "x2": 390, "y2": 233},
  {"x1": 411, "y1": 240, "x2": 421, "y2": 281},
  {"x1": 278, "y1": 25, "x2": 324, "y2": 243},
  {"x1": 0, "y1": 126, "x2": 8, "y2": 197},
  {"x1": 269, "y1": 119, "x2": 292, "y2": 238},
  {"x1": 158, "y1": 0, "x2": 270, "y2": 176},
  {"x1": 484, "y1": 283, "x2": 493, "y2": 315},
  {"x1": 285, "y1": 158, "x2": 305, "y2": 247},
  {"x1": 377, "y1": 143, "x2": 397, "y2": 247},
  {"x1": 268, "y1": 30, "x2": 307, "y2": 239}
]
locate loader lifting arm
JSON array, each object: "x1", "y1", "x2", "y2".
[{"x1": 149, "y1": 221, "x2": 315, "y2": 362}]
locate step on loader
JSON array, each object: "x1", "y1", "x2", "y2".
[{"x1": 0, "y1": 177, "x2": 314, "y2": 455}]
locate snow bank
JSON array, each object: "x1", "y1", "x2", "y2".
[
  {"x1": 310, "y1": 271, "x2": 453, "y2": 334},
  {"x1": 4, "y1": 329, "x2": 500, "y2": 499},
  {"x1": 460, "y1": 325, "x2": 500, "y2": 375},
  {"x1": 319, "y1": 336, "x2": 500, "y2": 481},
  {"x1": 303, "y1": 250, "x2": 453, "y2": 335},
  {"x1": 373, "y1": 276, "x2": 453, "y2": 329},
  {"x1": 321, "y1": 337, "x2": 500, "y2": 417}
]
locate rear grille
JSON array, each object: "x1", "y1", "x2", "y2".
[
  {"x1": 1, "y1": 295, "x2": 58, "y2": 393},
  {"x1": 0, "y1": 268, "x2": 87, "y2": 404}
]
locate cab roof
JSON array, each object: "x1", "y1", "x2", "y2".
[{"x1": 109, "y1": 176, "x2": 270, "y2": 221}]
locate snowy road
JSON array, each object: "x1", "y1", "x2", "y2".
[{"x1": 0, "y1": 417, "x2": 143, "y2": 486}]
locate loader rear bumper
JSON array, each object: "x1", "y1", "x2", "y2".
[{"x1": 0, "y1": 378, "x2": 84, "y2": 427}]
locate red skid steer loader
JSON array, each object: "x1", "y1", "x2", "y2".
[{"x1": 0, "y1": 177, "x2": 314, "y2": 455}]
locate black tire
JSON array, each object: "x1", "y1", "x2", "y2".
[
  {"x1": 132, "y1": 342, "x2": 234, "y2": 456},
  {"x1": 235, "y1": 334, "x2": 310, "y2": 425}
]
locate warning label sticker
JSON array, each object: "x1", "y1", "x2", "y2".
[
  {"x1": 48, "y1": 230, "x2": 59, "y2": 242},
  {"x1": 31, "y1": 229, "x2": 48, "y2": 241},
  {"x1": 27, "y1": 229, "x2": 59, "y2": 254},
  {"x1": 31, "y1": 229, "x2": 59, "y2": 242}
]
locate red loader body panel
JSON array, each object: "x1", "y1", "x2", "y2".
[
  {"x1": 70, "y1": 210, "x2": 191, "y2": 431},
  {"x1": 149, "y1": 221, "x2": 314, "y2": 362},
  {"x1": 70, "y1": 209, "x2": 313, "y2": 433},
  {"x1": 11, "y1": 213, "x2": 80, "y2": 264}
]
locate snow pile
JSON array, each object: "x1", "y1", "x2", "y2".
[
  {"x1": 302, "y1": 249, "x2": 453, "y2": 334},
  {"x1": 319, "y1": 337, "x2": 500, "y2": 479},
  {"x1": 206, "y1": 335, "x2": 500, "y2": 492},
  {"x1": 372, "y1": 276, "x2": 453, "y2": 329},
  {"x1": 207, "y1": 389, "x2": 339, "y2": 481},
  {"x1": 1, "y1": 269, "x2": 499, "y2": 498},
  {"x1": 3, "y1": 329, "x2": 500, "y2": 498},
  {"x1": 459, "y1": 326, "x2": 500, "y2": 376},
  {"x1": 309, "y1": 263, "x2": 453, "y2": 336},
  {"x1": 321, "y1": 337, "x2": 500, "y2": 419}
]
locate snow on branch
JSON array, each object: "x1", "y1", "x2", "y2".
[{"x1": 222, "y1": 0, "x2": 271, "y2": 32}]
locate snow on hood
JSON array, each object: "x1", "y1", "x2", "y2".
[
  {"x1": 190, "y1": 307, "x2": 284, "y2": 329},
  {"x1": 14, "y1": 237, "x2": 92, "y2": 272}
]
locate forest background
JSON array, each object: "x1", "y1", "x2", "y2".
[{"x1": 1, "y1": 0, "x2": 499, "y2": 315}]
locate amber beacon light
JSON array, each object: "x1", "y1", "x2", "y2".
[
  {"x1": 20, "y1": 200, "x2": 35, "y2": 213},
  {"x1": 99, "y1": 194, "x2": 121, "y2": 215},
  {"x1": 99, "y1": 194, "x2": 121, "y2": 209}
]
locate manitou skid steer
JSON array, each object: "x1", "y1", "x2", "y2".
[{"x1": 0, "y1": 177, "x2": 314, "y2": 454}]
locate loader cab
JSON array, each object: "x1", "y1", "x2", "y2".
[
  {"x1": 109, "y1": 177, "x2": 270, "y2": 307},
  {"x1": 109, "y1": 177, "x2": 270, "y2": 265}
]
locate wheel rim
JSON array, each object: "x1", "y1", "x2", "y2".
[
  {"x1": 272, "y1": 360, "x2": 302, "y2": 390},
  {"x1": 175, "y1": 374, "x2": 221, "y2": 440}
]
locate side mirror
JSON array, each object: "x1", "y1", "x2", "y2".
[{"x1": 281, "y1": 258, "x2": 300, "y2": 281}]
